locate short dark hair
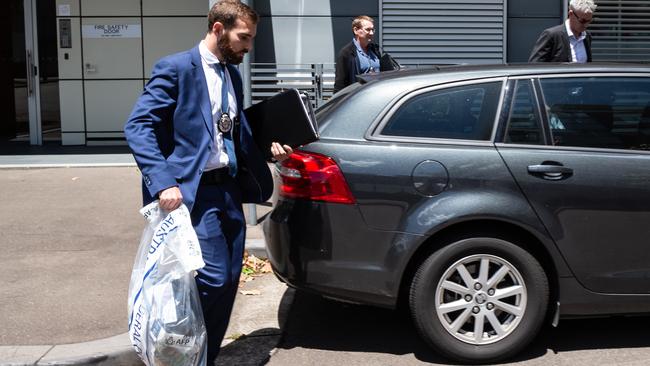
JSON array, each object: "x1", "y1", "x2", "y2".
[
  {"x1": 207, "y1": 0, "x2": 259, "y2": 32},
  {"x1": 352, "y1": 15, "x2": 374, "y2": 32}
]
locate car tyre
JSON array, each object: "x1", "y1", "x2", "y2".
[{"x1": 409, "y1": 237, "x2": 548, "y2": 364}]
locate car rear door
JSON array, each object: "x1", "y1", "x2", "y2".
[{"x1": 496, "y1": 75, "x2": 650, "y2": 294}]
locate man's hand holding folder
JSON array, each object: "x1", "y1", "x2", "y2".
[{"x1": 244, "y1": 89, "x2": 319, "y2": 159}]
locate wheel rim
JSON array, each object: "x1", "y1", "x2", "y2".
[{"x1": 434, "y1": 254, "x2": 527, "y2": 345}]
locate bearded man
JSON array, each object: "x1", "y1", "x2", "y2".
[{"x1": 124, "y1": 1, "x2": 291, "y2": 362}]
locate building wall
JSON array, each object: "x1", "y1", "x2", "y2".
[
  {"x1": 55, "y1": 0, "x2": 208, "y2": 145},
  {"x1": 507, "y1": 0, "x2": 563, "y2": 63},
  {"x1": 56, "y1": 0, "x2": 383, "y2": 145},
  {"x1": 252, "y1": 0, "x2": 566, "y2": 66},
  {"x1": 251, "y1": 0, "x2": 567, "y2": 66},
  {"x1": 52, "y1": 0, "x2": 564, "y2": 145},
  {"x1": 253, "y1": 0, "x2": 378, "y2": 64}
]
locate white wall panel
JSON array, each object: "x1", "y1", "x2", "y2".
[
  {"x1": 81, "y1": 18, "x2": 143, "y2": 79},
  {"x1": 84, "y1": 80, "x2": 143, "y2": 133},
  {"x1": 59, "y1": 81, "x2": 85, "y2": 145},
  {"x1": 81, "y1": 0, "x2": 140, "y2": 16},
  {"x1": 271, "y1": 17, "x2": 335, "y2": 64},
  {"x1": 143, "y1": 0, "x2": 208, "y2": 16},
  {"x1": 268, "y1": 0, "x2": 334, "y2": 16},
  {"x1": 143, "y1": 17, "x2": 205, "y2": 77}
]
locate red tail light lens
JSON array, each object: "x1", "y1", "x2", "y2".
[{"x1": 278, "y1": 151, "x2": 355, "y2": 204}]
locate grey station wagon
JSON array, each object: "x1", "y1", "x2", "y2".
[{"x1": 263, "y1": 63, "x2": 650, "y2": 364}]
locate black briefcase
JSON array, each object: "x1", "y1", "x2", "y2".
[{"x1": 244, "y1": 89, "x2": 319, "y2": 159}]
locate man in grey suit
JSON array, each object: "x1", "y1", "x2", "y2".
[{"x1": 529, "y1": 0, "x2": 597, "y2": 63}]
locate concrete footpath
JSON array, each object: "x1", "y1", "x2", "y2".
[{"x1": 0, "y1": 156, "x2": 293, "y2": 365}]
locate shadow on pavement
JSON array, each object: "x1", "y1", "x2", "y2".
[
  {"x1": 276, "y1": 290, "x2": 650, "y2": 364},
  {"x1": 276, "y1": 290, "x2": 454, "y2": 364},
  {"x1": 216, "y1": 328, "x2": 280, "y2": 366},
  {"x1": 513, "y1": 315, "x2": 650, "y2": 360},
  {"x1": 216, "y1": 285, "x2": 295, "y2": 366}
]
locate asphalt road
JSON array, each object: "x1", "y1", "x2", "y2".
[{"x1": 268, "y1": 290, "x2": 650, "y2": 366}]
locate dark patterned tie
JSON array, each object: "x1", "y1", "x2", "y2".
[{"x1": 216, "y1": 63, "x2": 237, "y2": 177}]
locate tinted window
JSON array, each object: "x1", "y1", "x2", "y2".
[
  {"x1": 504, "y1": 80, "x2": 544, "y2": 145},
  {"x1": 382, "y1": 82, "x2": 502, "y2": 140},
  {"x1": 540, "y1": 77, "x2": 650, "y2": 151}
]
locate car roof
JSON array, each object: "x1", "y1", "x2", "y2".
[
  {"x1": 318, "y1": 62, "x2": 650, "y2": 141},
  {"x1": 357, "y1": 62, "x2": 650, "y2": 88}
]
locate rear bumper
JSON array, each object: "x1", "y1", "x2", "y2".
[{"x1": 263, "y1": 198, "x2": 420, "y2": 308}]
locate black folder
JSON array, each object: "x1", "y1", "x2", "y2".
[{"x1": 244, "y1": 89, "x2": 319, "y2": 159}]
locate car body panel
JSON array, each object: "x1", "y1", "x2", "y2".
[
  {"x1": 266, "y1": 137, "x2": 573, "y2": 308},
  {"x1": 265, "y1": 190, "x2": 424, "y2": 307},
  {"x1": 497, "y1": 143, "x2": 650, "y2": 295}
]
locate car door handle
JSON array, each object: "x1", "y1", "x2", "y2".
[
  {"x1": 527, "y1": 164, "x2": 573, "y2": 180},
  {"x1": 527, "y1": 165, "x2": 572, "y2": 174}
]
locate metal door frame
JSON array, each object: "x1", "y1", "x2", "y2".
[{"x1": 23, "y1": 0, "x2": 42, "y2": 145}]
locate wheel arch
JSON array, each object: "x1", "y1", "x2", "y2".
[{"x1": 397, "y1": 219, "x2": 559, "y2": 321}]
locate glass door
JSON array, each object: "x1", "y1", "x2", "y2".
[
  {"x1": 36, "y1": 0, "x2": 61, "y2": 143},
  {"x1": 1, "y1": 0, "x2": 60, "y2": 148},
  {"x1": 1, "y1": 1, "x2": 30, "y2": 145}
]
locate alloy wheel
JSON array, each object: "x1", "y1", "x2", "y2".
[{"x1": 434, "y1": 254, "x2": 527, "y2": 345}]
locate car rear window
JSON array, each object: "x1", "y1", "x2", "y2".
[
  {"x1": 380, "y1": 81, "x2": 502, "y2": 141},
  {"x1": 314, "y1": 83, "x2": 362, "y2": 129}
]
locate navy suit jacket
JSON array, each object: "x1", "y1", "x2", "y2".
[
  {"x1": 528, "y1": 24, "x2": 592, "y2": 63},
  {"x1": 124, "y1": 45, "x2": 273, "y2": 211}
]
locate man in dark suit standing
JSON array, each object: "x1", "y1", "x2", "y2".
[
  {"x1": 124, "y1": 1, "x2": 291, "y2": 363},
  {"x1": 529, "y1": 0, "x2": 597, "y2": 63}
]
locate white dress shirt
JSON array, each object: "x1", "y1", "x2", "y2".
[
  {"x1": 565, "y1": 19, "x2": 588, "y2": 63},
  {"x1": 198, "y1": 40, "x2": 238, "y2": 171}
]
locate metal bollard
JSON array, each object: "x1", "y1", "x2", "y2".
[{"x1": 244, "y1": 203, "x2": 257, "y2": 225}]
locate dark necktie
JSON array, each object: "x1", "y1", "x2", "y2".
[{"x1": 216, "y1": 63, "x2": 237, "y2": 177}]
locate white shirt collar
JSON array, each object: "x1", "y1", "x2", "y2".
[
  {"x1": 199, "y1": 40, "x2": 223, "y2": 65},
  {"x1": 565, "y1": 19, "x2": 586, "y2": 41}
]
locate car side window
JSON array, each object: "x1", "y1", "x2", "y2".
[
  {"x1": 381, "y1": 82, "x2": 502, "y2": 140},
  {"x1": 504, "y1": 80, "x2": 543, "y2": 145},
  {"x1": 539, "y1": 77, "x2": 650, "y2": 151}
]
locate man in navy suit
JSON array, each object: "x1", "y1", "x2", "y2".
[
  {"x1": 529, "y1": 0, "x2": 596, "y2": 63},
  {"x1": 124, "y1": 1, "x2": 291, "y2": 362}
]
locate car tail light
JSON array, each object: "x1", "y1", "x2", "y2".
[{"x1": 278, "y1": 150, "x2": 355, "y2": 204}]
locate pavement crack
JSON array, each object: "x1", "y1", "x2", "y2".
[{"x1": 35, "y1": 345, "x2": 55, "y2": 365}]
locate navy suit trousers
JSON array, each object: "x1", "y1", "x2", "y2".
[{"x1": 190, "y1": 179, "x2": 245, "y2": 363}]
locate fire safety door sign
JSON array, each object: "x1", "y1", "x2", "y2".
[{"x1": 82, "y1": 24, "x2": 141, "y2": 38}]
